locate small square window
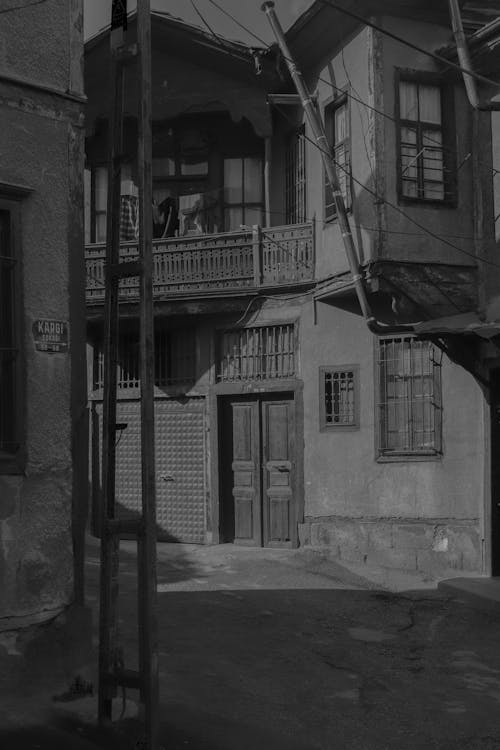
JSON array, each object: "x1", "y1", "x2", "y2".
[{"x1": 319, "y1": 366, "x2": 359, "y2": 431}]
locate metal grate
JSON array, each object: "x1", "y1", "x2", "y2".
[
  {"x1": 378, "y1": 337, "x2": 442, "y2": 455},
  {"x1": 285, "y1": 125, "x2": 307, "y2": 225},
  {"x1": 217, "y1": 324, "x2": 295, "y2": 381},
  {"x1": 320, "y1": 366, "x2": 358, "y2": 429},
  {"x1": 94, "y1": 328, "x2": 195, "y2": 389}
]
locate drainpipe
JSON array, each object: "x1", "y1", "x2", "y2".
[
  {"x1": 261, "y1": 1, "x2": 415, "y2": 334},
  {"x1": 448, "y1": 0, "x2": 500, "y2": 111}
]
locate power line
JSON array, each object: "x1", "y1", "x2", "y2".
[
  {"x1": 320, "y1": 0, "x2": 500, "y2": 89},
  {"x1": 273, "y1": 100, "x2": 500, "y2": 269},
  {"x1": 203, "y1": 1, "x2": 500, "y2": 178},
  {"x1": 0, "y1": 0, "x2": 49, "y2": 14}
]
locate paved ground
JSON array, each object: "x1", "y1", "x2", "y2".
[{"x1": 2, "y1": 538, "x2": 500, "y2": 749}]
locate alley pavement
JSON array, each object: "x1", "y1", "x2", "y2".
[{"x1": 2, "y1": 538, "x2": 500, "y2": 749}]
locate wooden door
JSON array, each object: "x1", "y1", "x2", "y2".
[
  {"x1": 220, "y1": 394, "x2": 296, "y2": 548},
  {"x1": 262, "y1": 398, "x2": 295, "y2": 547},
  {"x1": 221, "y1": 398, "x2": 261, "y2": 546}
]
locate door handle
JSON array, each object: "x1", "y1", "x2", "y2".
[{"x1": 159, "y1": 473, "x2": 175, "y2": 482}]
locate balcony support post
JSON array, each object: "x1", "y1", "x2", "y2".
[
  {"x1": 253, "y1": 225, "x2": 262, "y2": 287},
  {"x1": 264, "y1": 136, "x2": 272, "y2": 228}
]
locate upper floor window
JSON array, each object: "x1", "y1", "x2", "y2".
[
  {"x1": 378, "y1": 337, "x2": 442, "y2": 458},
  {"x1": 93, "y1": 327, "x2": 196, "y2": 390},
  {"x1": 0, "y1": 201, "x2": 22, "y2": 471},
  {"x1": 324, "y1": 94, "x2": 351, "y2": 221},
  {"x1": 285, "y1": 125, "x2": 307, "y2": 225},
  {"x1": 398, "y1": 77, "x2": 453, "y2": 203},
  {"x1": 217, "y1": 324, "x2": 296, "y2": 382},
  {"x1": 223, "y1": 156, "x2": 264, "y2": 231}
]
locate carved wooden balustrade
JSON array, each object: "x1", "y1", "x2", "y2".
[{"x1": 85, "y1": 222, "x2": 314, "y2": 303}]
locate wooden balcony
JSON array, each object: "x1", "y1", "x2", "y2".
[{"x1": 85, "y1": 222, "x2": 315, "y2": 304}]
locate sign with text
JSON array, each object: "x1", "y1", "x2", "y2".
[{"x1": 32, "y1": 319, "x2": 69, "y2": 353}]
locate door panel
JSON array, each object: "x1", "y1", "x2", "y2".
[
  {"x1": 231, "y1": 401, "x2": 261, "y2": 545},
  {"x1": 491, "y1": 370, "x2": 500, "y2": 575},
  {"x1": 262, "y1": 399, "x2": 294, "y2": 547}
]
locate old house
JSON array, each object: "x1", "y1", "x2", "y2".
[
  {"x1": 84, "y1": 3, "x2": 500, "y2": 578},
  {"x1": 0, "y1": 0, "x2": 89, "y2": 670}
]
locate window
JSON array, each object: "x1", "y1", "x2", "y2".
[
  {"x1": 319, "y1": 366, "x2": 359, "y2": 431},
  {"x1": 217, "y1": 324, "x2": 295, "y2": 381},
  {"x1": 93, "y1": 328, "x2": 196, "y2": 390},
  {"x1": 324, "y1": 95, "x2": 351, "y2": 221},
  {"x1": 378, "y1": 337, "x2": 442, "y2": 457},
  {"x1": 285, "y1": 125, "x2": 307, "y2": 225},
  {"x1": 223, "y1": 157, "x2": 263, "y2": 231},
  {"x1": 397, "y1": 77, "x2": 452, "y2": 202},
  {"x1": 0, "y1": 202, "x2": 22, "y2": 471}
]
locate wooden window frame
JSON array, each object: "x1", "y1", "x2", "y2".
[
  {"x1": 324, "y1": 91, "x2": 352, "y2": 223},
  {"x1": 319, "y1": 365, "x2": 360, "y2": 432},
  {"x1": 376, "y1": 336, "x2": 443, "y2": 461},
  {"x1": 0, "y1": 197, "x2": 25, "y2": 474},
  {"x1": 222, "y1": 155, "x2": 264, "y2": 231},
  {"x1": 395, "y1": 69, "x2": 457, "y2": 207},
  {"x1": 285, "y1": 124, "x2": 307, "y2": 225}
]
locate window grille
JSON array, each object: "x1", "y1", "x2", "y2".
[
  {"x1": 378, "y1": 337, "x2": 442, "y2": 456},
  {"x1": 324, "y1": 96, "x2": 351, "y2": 221},
  {"x1": 398, "y1": 79, "x2": 452, "y2": 202},
  {"x1": 285, "y1": 125, "x2": 307, "y2": 224},
  {"x1": 0, "y1": 208, "x2": 19, "y2": 457},
  {"x1": 319, "y1": 366, "x2": 359, "y2": 430},
  {"x1": 93, "y1": 328, "x2": 195, "y2": 389},
  {"x1": 217, "y1": 324, "x2": 295, "y2": 382}
]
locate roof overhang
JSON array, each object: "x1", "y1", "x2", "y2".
[{"x1": 414, "y1": 311, "x2": 500, "y2": 339}]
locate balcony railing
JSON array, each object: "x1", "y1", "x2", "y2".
[{"x1": 85, "y1": 222, "x2": 314, "y2": 303}]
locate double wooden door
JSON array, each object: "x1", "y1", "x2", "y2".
[{"x1": 220, "y1": 394, "x2": 296, "y2": 548}]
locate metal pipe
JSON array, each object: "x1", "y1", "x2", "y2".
[
  {"x1": 448, "y1": 0, "x2": 500, "y2": 111},
  {"x1": 261, "y1": 1, "x2": 415, "y2": 334}
]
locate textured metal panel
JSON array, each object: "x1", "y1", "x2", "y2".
[{"x1": 94, "y1": 398, "x2": 206, "y2": 543}]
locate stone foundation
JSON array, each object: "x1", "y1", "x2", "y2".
[{"x1": 298, "y1": 517, "x2": 482, "y2": 577}]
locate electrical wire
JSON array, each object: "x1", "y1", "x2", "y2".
[
  {"x1": 319, "y1": 0, "x2": 500, "y2": 89},
  {"x1": 0, "y1": 0, "x2": 49, "y2": 14},
  {"x1": 202, "y1": 1, "x2": 500, "y2": 178},
  {"x1": 272, "y1": 100, "x2": 500, "y2": 269}
]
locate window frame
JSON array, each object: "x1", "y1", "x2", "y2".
[
  {"x1": 0, "y1": 197, "x2": 25, "y2": 474},
  {"x1": 222, "y1": 155, "x2": 264, "y2": 232},
  {"x1": 376, "y1": 336, "x2": 443, "y2": 462},
  {"x1": 395, "y1": 69, "x2": 457, "y2": 207},
  {"x1": 324, "y1": 91, "x2": 352, "y2": 223},
  {"x1": 285, "y1": 124, "x2": 307, "y2": 225},
  {"x1": 319, "y1": 365, "x2": 360, "y2": 432}
]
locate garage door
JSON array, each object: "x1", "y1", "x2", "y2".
[{"x1": 93, "y1": 397, "x2": 206, "y2": 543}]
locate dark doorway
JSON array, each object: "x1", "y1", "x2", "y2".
[
  {"x1": 491, "y1": 369, "x2": 500, "y2": 576},
  {"x1": 219, "y1": 394, "x2": 297, "y2": 548}
]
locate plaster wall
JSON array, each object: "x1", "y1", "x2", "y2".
[
  {"x1": 494, "y1": 113, "x2": 500, "y2": 245},
  {"x1": 0, "y1": 2, "x2": 86, "y2": 627},
  {"x1": 299, "y1": 298, "x2": 485, "y2": 572},
  {"x1": 303, "y1": 27, "x2": 377, "y2": 280}
]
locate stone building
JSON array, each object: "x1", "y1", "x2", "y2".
[
  {"x1": 84, "y1": 3, "x2": 500, "y2": 578},
  {"x1": 0, "y1": 0, "x2": 89, "y2": 678}
]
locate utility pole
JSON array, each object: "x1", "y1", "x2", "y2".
[{"x1": 98, "y1": 0, "x2": 159, "y2": 747}]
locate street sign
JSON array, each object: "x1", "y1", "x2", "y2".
[{"x1": 32, "y1": 319, "x2": 69, "y2": 353}]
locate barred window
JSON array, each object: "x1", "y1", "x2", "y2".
[
  {"x1": 398, "y1": 78, "x2": 453, "y2": 203},
  {"x1": 93, "y1": 328, "x2": 195, "y2": 389},
  {"x1": 324, "y1": 95, "x2": 351, "y2": 221},
  {"x1": 378, "y1": 337, "x2": 442, "y2": 457},
  {"x1": 285, "y1": 125, "x2": 307, "y2": 225},
  {"x1": 217, "y1": 324, "x2": 295, "y2": 382},
  {"x1": 320, "y1": 366, "x2": 359, "y2": 431}
]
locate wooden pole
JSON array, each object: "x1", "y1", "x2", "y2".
[{"x1": 136, "y1": 1, "x2": 159, "y2": 748}]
